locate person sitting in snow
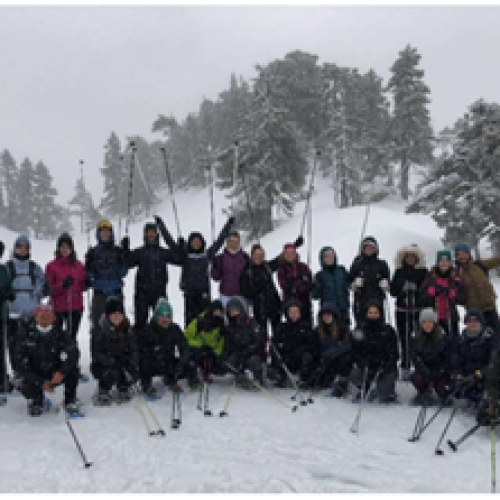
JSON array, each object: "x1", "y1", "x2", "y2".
[
  {"x1": 154, "y1": 214, "x2": 235, "y2": 327},
  {"x1": 90, "y1": 296, "x2": 139, "y2": 406},
  {"x1": 390, "y1": 244, "x2": 428, "y2": 379},
  {"x1": 420, "y1": 249, "x2": 463, "y2": 338},
  {"x1": 138, "y1": 299, "x2": 194, "y2": 398},
  {"x1": 476, "y1": 347, "x2": 500, "y2": 426},
  {"x1": 350, "y1": 300, "x2": 399, "y2": 404},
  {"x1": 312, "y1": 246, "x2": 350, "y2": 330},
  {"x1": 409, "y1": 308, "x2": 453, "y2": 406},
  {"x1": 14, "y1": 302, "x2": 80, "y2": 417},
  {"x1": 308, "y1": 302, "x2": 352, "y2": 398},
  {"x1": 348, "y1": 236, "x2": 390, "y2": 326}
]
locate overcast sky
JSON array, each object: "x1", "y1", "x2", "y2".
[{"x1": 1, "y1": 5, "x2": 499, "y2": 201}]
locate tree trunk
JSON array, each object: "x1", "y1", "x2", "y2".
[{"x1": 400, "y1": 153, "x2": 409, "y2": 201}]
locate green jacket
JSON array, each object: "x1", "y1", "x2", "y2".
[
  {"x1": 0, "y1": 264, "x2": 13, "y2": 320},
  {"x1": 184, "y1": 313, "x2": 225, "y2": 357}
]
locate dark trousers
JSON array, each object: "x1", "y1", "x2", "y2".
[
  {"x1": 91, "y1": 292, "x2": 123, "y2": 329},
  {"x1": 396, "y1": 310, "x2": 420, "y2": 370},
  {"x1": 225, "y1": 351, "x2": 263, "y2": 381},
  {"x1": 135, "y1": 292, "x2": 165, "y2": 332},
  {"x1": 6, "y1": 318, "x2": 21, "y2": 374},
  {"x1": 91, "y1": 363, "x2": 131, "y2": 392},
  {"x1": 20, "y1": 366, "x2": 78, "y2": 404},
  {"x1": 411, "y1": 371, "x2": 451, "y2": 399},
  {"x1": 311, "y1": 354, "x2": 353, "y2": 388},
  {"x1": 184, "y1": 291, "x2": 210, "y2": 328},
  {"x1": 139, "y1": 357, "x2": 195, "y2": 388},
  {"x1": 55, "y1": 311, "x2": 83, "y2": 341},
  {"x1": 253, "y1": 301, "x2": 281, "y2": 358}
]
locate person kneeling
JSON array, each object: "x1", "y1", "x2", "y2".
[
  {"x1": 350, "y1": 300, "x2": 399, "y2": 404},
  {"x1": 410, "y1": 308, "x2": 452, "y2": 406},
  {"x1": 139, "y1": 299, "x2": 194, "y2": 398},
  {"x1": 91, "y1": 296, "x2": 139, "y2": 405},
  {"x1": 14, "y1": 302, "x2": 80, "y2": 416}
]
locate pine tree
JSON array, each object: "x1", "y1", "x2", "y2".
[
  {"x1": 16, "y1": 158, "x2": 36, "y2": 235},
  {"x1": 31, "y1": 161, "x2": 59, "y2": 239},
  {"x1": 386, "y1": 45, "x2": 434, "y2": 200},
  {"x1": 0, "y1": 149, "x2": 20, "y2": 231}
]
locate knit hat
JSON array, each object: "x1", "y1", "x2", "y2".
[
  {"x1": 436, "y1": 249, "x2": 452, "y2": 264},
  {"x1": 57, "y1": 232, "x2": 74, "y2": 250},
  {"x1": 15, "y1": 234, "x2": 30, "y2": 248},
  {"x1": 419, "y1": 308, "x2": 438, "y2": 324},
  {"x1": 154, "y1": 298, "x2": 172, "y2": 319},
  {"x1": 464, "y1": 309, "x2": 484, "y2": 324},
  {"x1": 98, "y1": 219, "x2": 113, "y2": 231},
  {"x1": 284, "y1": 243, "x2": 296, "y2": 251},
  {"x1": 319, "y1": 301, "x2": 339, "y2": 318},
  {"x1": 361, "y1": 236, "x2": 379, "y2": 253},
  {"x1": 207, "y1": 299, "x2": 224, "y2": 316},
  {"x1": 454, "y1": 243, "x2": 471, "y2": 256},
  {"x1": 35, "y1": 301, "x2": 54, "y2": 316},
  {"x1": 105, "y1": 296, "x2": 125, "y2": 317}
]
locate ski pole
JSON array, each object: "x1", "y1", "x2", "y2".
[
  {"x1": 359, "y1": 203, "x2": 371, "y2": 250},
  {"x1": 223, "y1": 361, "x2": 298, "y2": 412},
  {"x1": 171, "y1": 379, "x2": 182, "y2": 429},
  {"x1": 270, "y1": 343, "x2": 307, "y2": 406},
  {"x1": 435, "y1": 405, "x2": 458, "y2": 455},
  {"x1": 125, "y1": 142, "x2": 137, "y2": 237},
  {"x1": 447, "y1": 423, "x2": 482, "y2": 452},
  {"x1": 1, "y1": 302, "x2": 8, "y2": 404},
  {"x1": 206, "y1": 162, "x2": 216, "y2": 245},
  {"x1": 300, "y1": 150, "x2": 320, "y2": 245},
  {"x1": 350, "y1": 367, "x2": 371, "y2": 435},
  {"x1": 219, "y1": 380, "x2": 236, "y2": 418},
  {"x1": 492, "y1": 400, "x2": 497, "y2": 494},
  {"x1": 408, "y1": 402, "x2": 428, "y2": 442},
  {"x1": 159, "y1": 147, "x2": 182, "y2": 238},
  {"x1": 65, "y1": 413, "x2": 92, "y2": 468}
]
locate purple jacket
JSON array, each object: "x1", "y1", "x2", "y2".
[{"x1": 211, "y1": 249, "x2": 249, "y2": 296}]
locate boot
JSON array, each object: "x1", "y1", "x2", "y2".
[
  {"x1": 93, "y1": 388, "x2": 112, "y2": 407},
  {"x1": 28, "y1": 399, "x2": 44, "y2": 417}
]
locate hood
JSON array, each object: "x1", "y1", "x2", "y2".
[
  {"x1": 226, "y1": 297, "x2": 247, "y2": 322},
  {"x1": 359, "y1": 236, "x2": 379, "y2": 257},
  {"x1": 188, "y1": 232, "x2": 206, "y2": 253},
  {"x1": 395, "y1": 244, "x2": 426, "y2": 270},
  {"x1": 319, "y1": 301, "x2": 339, "y2": 318},
  {"x1": 283, "y1": 298, "x2": 303, "y2": 322},
  {"x1": 95, "y1": 227, "x2": 115, "y2": 245},
  {"x1": 319, "y1": 246, "x2": 337, "y2": 268},
  {"x1": 143, "y1": 222, "x2": 159, "y2": 246},
  {"x1": 363, "y1": 298, "x2": 384, "y2": 319},
  {"x1": 14, "y1": 234, "x2": 30, "y2": 249}
]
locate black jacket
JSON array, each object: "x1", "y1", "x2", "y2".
[
  {"x1": 14, "y1": 322, "x2": 79, "y2": 386},
  {"x1": 274, "y1": 317, "x2": 316, "y2": 357},
  {"x1": 156, "y1": 216, "x2": 233, "y2": 293},
  {"x1": 85, "y1": 241, "x2": 127, "y2": 295},
  {"x1": 224, "y1": 300, "x2": 263, "y2": 358},
  {"x1": 351, "y1": 319, "x2": 398, "y2": 374},
  {"x1": 91, "y1": 316, "x2": 139, "y2": 378},
  {"x1": 410, "y1": 325, "x2": 450, "y2": 378},
  {"x1": 451, "y1": 327, "x2": 497, "y2": 377},
  {"x1": 313, "y1": 323, "x2": 351, "y2": 362},
  {"x1": 390, "y1": 264, "x2": 428, "y2": 310},
  {"x1": 139, "y1": 319, "x2": 190, "y2": 371}
]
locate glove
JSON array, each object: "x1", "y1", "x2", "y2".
[
  {"x1": 228, "y1": 216, "x2": 235, "y2": 227},
  {"x1": 177, "y1": 237, "x2": 186, "y2": 249},
  {"x1": 84, "y1": 276, "x2": 93, "y2": 288},
  {"x1": 294, "y1": 235, "x2": 304, "y2": 248},
  {"x1": 379, "y1": 279, "x2": 389, "y2": 291},
  {"x1": 352, "y1": 328, "x2": 364, "y2": 342},
  {"x1": 453, "y1": 373, "x2": 463, "y2": 382},
  {"x1": 435, "y1": 285, "x2": 449, "y2": 298},
  {"x1": 62, "y1": 276, "x2": 74, "y2": 289},
  {"x1": 121, "y1": 236, "x2": 130, "y2": 252},
  {"x1": 0, "y1": 241, "x2": 4, "y2": 257},
  {"x1": 474, "y1": 369, "x2": 483, "y2": 380},
  {"x1": 353, "y1": 277, "x2": 363, "y2": 289},
  {"x1": 427, "y1": 286, "x2": 436, "y2": 297},
  {"x1": 154, "y1": 215, "x2": 164, "y2": 227},
  {"x1": 403, "y1": 281, "x2": 417, "y2": 292}
]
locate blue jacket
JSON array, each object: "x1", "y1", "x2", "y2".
[
  {"x1": 85, "y1": 228, "x2": 128, "y2": 295},
  {"x1": 312, "y1": 247, "x2": 349, "y2": 312}
]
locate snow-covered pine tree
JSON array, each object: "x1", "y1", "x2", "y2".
[
  {"x1": 0, "y1": 149, "x2": 18, "y2": 229},
  {"x1": 16, "y1": 158, "x2": 36, "y2": 235},
  {"x1": 407, "y1": 100, "x2": 500, "y2": 257},
  {"x1": 216, "y1": 68, "x2": 308, "y2": 240},
  {"x1": 69, "y1": 176, "x2": 94, "y2": 234},
  {"x1": 386, "y1": 45, "x2": 434, "y2": 200},
  {"x1": 31, "y1": 160, "x2": 60, "y2": 239}
]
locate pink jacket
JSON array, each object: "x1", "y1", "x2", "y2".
[{"x1": 45, "y1": 257, "x2": 87, "y2": 313}]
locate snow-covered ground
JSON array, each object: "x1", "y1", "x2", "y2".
[{"x1": 0, "y1": 182, "x2": 497, "y2": 493}]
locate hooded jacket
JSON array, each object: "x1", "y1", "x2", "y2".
[
  {"x1": 277, "y1": 256, "x2": 312, "y2": 309},
  {"x1": 211, "y1": 248, "x2": 250, "y2": 297},
  {"x1": 184, "y1": 301, "x2": 225, "y2": 357},
  {"x1": 85, "y1": 227, "x2": 128, "y2": 295},
  {"x1": 410, "y1": 324, "x2": 450, "y2": 379},
  {"x1": 224, "y1": 298, "x2": 262, "y2": 358},
  {"x1": 312, "y1": 247, "x2": 349, "y2": 313},
  {"x1": 313, "y1": 303, "x2": 351, "y2": 361}
]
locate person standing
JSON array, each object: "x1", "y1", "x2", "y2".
[{"x1": 0, "y1": 241, "x2": 14, "y2": 398}]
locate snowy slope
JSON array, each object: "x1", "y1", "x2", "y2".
[{"x1": 0, "y1": 183, "x2": 497, "y2": 493}]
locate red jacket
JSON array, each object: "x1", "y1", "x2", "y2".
[{"x1": 45, "y1": 257, "x2": 87, "y2": 313}]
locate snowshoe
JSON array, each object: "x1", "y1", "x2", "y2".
[
  {"x1": 64, "y1": 399, "x2": 85, "y2": 418},
  {"x1": 380, "y1": 393, "x2": 399, "y2": 405},
  {"x1": 331, "y1": 381, "x2": 348, "y2": 399},
  {"x1": 28, "y1": 400, "x2": 44, "y2": 417},
  {"x1": 410, "y1": 391, "x2": 436, "y2": 407},
  {"x1": 144, "y1": 386, "x2": 161, "y2": 402},
  {"x1": 273, "y1": 376, "x2": 288, "y2": 389},
  {"x1": 93, "y1": 390, "x2": 112, "y2": 407},
  {"x1": 188, "y1": 378, "x2": 201, "y2": 391},
  {"x1": 116, "y1": 389, "x2": 132, "y2": 404},
  {"x1": 0, "y1": 395, "x2": 7, "y2": 406}
]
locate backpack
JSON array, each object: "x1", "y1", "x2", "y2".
[{"x1": 7, "y1": 260, "x2": 50, "y2": 298}]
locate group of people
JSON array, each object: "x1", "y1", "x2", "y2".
[{"x1": 0, "y1": 216, "x2": 500, "y2": 428}]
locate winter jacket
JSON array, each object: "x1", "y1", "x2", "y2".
[
  {"x1": 312, "y1": 247, "x2": 349, "y2": 313},
  {"x1": 351, "y1": 319, "x2": 399, "y2": 374},
  {"x1": 85, "y1": 229, "x2": 128, "y2": 295},
  {"x1": 410, "y1": 325, "x2": 451, "y2": 379},
  {"x1": 139, "y1": 319, "x2": 190, "y2": 372},
  {"x1": 45, "y1": 256, "x2": 86, "y2": 313},
  {"x1": 420, "y1": 266, "x2": 463, "y2": 324},
  {"x1": 14, "y1": 322, "x2": 79, "y2": 386},
  {"x1": 456, "y1": 257, "x2": 500, "y2": 311},
  {"x1": 91, "y1": 316, "x2": 139, "y2": 378},
  {"x1": 0, "y1": 264, "x2": 13, "y2": 320},
  {"x1": 348, "y1": 239, "x2": 390, "y2": 317},
  {"x1": 390, "y1": 245, "x2": 428, "y2": 311},
  {"x1": 313, "y1": 322, "x2": 351, "y2": 362},
  {"x1": 126, "y1": 229, "x2": 180, "y2": 297},
  {"x1": 223, "y1": 299, "x2": 263, "y2": 359},
  {"x1": 211, "y1": 249, "x2": 250, "y2": 297},
  {"x1": 184, "y1": 313, "x2": 225, "y2": 357},
  {"x1": 240, "y1": 255, "x2": 282, "y2": 315},
  {"x1": 156, "y1": 216, "x2": 233, "y2": 293},
  {"x1": 451, "y1": 326, "x2": 497, "y2": 377},
  {"x1": 7, "y1": 254, "x2": 45, "y2": 318},
  {"x1": 277, "y1": 259, "x2": 313, "y2": 310}
]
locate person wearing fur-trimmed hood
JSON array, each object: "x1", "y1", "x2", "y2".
[{"x1": 389, "y1": 244, "x2": 428, "y2": 380}]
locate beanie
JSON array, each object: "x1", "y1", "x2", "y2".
[
  {"x1": 436, "y1": 249, "x2": 452, "y2": 264},
  {"x1": 284, "y1": 243, "x2": 296, "y2": 251},
  {"x1": 57, "y1": 232, "x2": 74, "y2": 250},
  {"x1": 15, "y1": 234, "x2": 30, "y2": 248},
  {"x1": 154, "y1": 298, "x2": 173, "y2": 319},
  {"x1": 419, "y1": 308, "x2": 438, "y2": 324},
  {"x1": 105, "y1": 296, "x2": 125, "y2": 317},
  {"x1": 464, "y1": 309, "x2": 484, "y2": 324},
  {"x1": 454, "y1": 243, "x2": 471, "y2": 256}
]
